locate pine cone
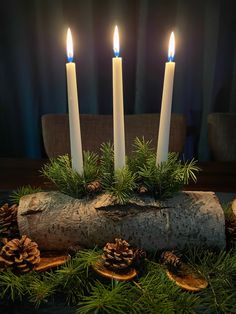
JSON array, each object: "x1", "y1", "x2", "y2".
[
  {"x1": 86, "y1": 181, "x2": 101, "y2": 194},
  {"x1": 0, "y1": 235, "x2": 40, "y2": 273},
  {"x1": 161, "y1": 251, "x2": 182, "y2": 271},
  {"x1": 102, "y1": 238, "x2": 135, "y2": 272},
  {"x1": 0, "y1": 203, "x2": 18, "y2": 236},
  {"x1": 138, "y1": 185, "x2": 148, "y2": 194}
]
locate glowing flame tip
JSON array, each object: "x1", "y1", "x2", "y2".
[
  {"x1": 113, "y1": 25, "x2": 120, "y2": 57},
  {"x1": 168, "y1": 31, "x2": 175, "y2": 62},
  {"x1": 67, "y1": 28, "x2": 73, "y2": 62}
]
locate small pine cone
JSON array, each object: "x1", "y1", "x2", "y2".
[
  {"x1": 0, "y1": 235, "x2": 40, "y2": 273},
  {"x1": 102, "y1": 238, "x2": 135, "y2": 272},
  {"x1": 161, "y1": 251, "x2": 182, "y2": 270},
  {"x1": 0, "y1": 203, "x2": 18, "y2": 235},
  {"x1": 86, "y1": 181, "x2": 101, "y2": 194},
  {"x1": 138, "y1": 185, "x2": 148, "y2": 194}
]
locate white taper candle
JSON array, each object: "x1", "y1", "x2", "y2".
[
  {"x1": 66, "y1": 28, "x2": 84, "y2": 174},
  {"x1": 112, "y1": 25, "x2": 126, "y2": 170},
  {"x1": 156, "y1": 32, "x2": 176, "y2": 165}
]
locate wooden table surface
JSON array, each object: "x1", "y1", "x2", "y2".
[{"x1": 0, "y1": 158, "x2": 235, "y2": 192}]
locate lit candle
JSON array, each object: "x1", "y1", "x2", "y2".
[
  {"x1": 112, "y1": 25, "x2": 126, "y2": 170},
  {"x1": 66, "y1": 28, "x2": 83, "y2": 174},
  {"x1": 156, "y1": 32, "x2": 176, "y2": 165}
]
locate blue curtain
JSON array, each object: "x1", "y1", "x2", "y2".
[{"x1": 0, "y1": 0, "x2": 235, "y2": 159}]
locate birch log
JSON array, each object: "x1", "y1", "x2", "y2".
[{"x1": 17, "y1": 191, "x2": 225, "y2": 251}]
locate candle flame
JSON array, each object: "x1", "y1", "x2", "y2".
[
  {"x1": 113, "y1": 25, "x2": 119, "y2": 57},
  {"x1": 67, "y1": 28, "x2": 73, "y2": 62},
  {"x1": 168, "y1": 32, "x2": 175, "y2": 62}
]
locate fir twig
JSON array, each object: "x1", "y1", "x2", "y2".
[
  {"x1": 41, "y1": 155, "x2": 84, "y2": 198},
  {"x1": 138, "y1": 152, "x2": 200, "y2": 199},
  {"x1": 10, "y1": 185, "x2": 42, "y2": 205},
  {"x1": 108, "y1": 168, "x2": 137, "y2": 204},
  {"x1": 0, "y1": 269, "x2": 26, "y2": 301},
  {"x1": 77, "y1": 281, "x2": 134, "y2": 314},
  {"x1": 26, "y1": 272, "x2": 57, "y2": 308},
  {"x1": 99, "y1": 142, "x2": 114, "y2": 190},
  {"x1": 128, "y1": 137, "x2": 154, "y2": 174}
]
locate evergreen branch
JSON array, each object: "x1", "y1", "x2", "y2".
[
  {"x1": 108, "y1": 168, "x2": 137, "y2": 204},
  {"x1": 77, "y1": 281, "x2": 134, "y2": 314},
  {"x1": 0, "y1": 269, "x2": 26, "y2": 301},
  {"x1": 0, "y1": 248, "x2": 235, "y2": 312},
  {"x1": 181, "y1": 158, "x2": 201, "y2": 184},
  {"x1": 133, "y1": 261, "x2": 200, "y2": 313},
  {"x1": 128, "y1": 137, "x2": 154, "y2": 174},
  {"x1": 99, "y1": 142, "x2": 114, "y2": 190},
  {"x1": 137, "y1": 152, "x2": 200, "y2": 199},
  {"x1": 75, "y1": 248, "x2": 102, "y2": 273},
  {"x1": 54, "y1": 249, "x2": 101, "y2": 304},
  {"x1": 83, "y1": 151, "x2": 99, "y2": 183},
  {"x1": 26, "y1": 272, "x2": 57, "y2": 308},
  {"x1": 39, "y1": 138, "x2": 200, "y2": 203},
  {"x1": 10, "y1": 185, "x2": 43, "y2": 204},
  {"x1": 41, "y1": 155, "x2": 85, "y2": 198}
]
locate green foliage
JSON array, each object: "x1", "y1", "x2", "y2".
[
  {"x1": 77, "y1": 281, "x2": 135, "y2": 314},
  {"x1": 41, "y1": 153, "x2": 99, "y2": 199},
  {"x1": 99, "y1": 142, "x2": 114, "y2": 190},
  {"x1": 41, "y1": 138, "x2": 200, "y2": 202},
  {"x1": 0, "y1": 248, "x2": 236, "y2": 313},
  {"x1": 83, "y1": 151, "x2": 99, "y2": 183},
  {"x1": 108, "y1": 168, "x2": 137, "y2": 204},
  {"x1": 130, "y1": 261, "x2": 200, "y2": 314},
  {"x1": 74, "y1": 248, "x2": 102, "y2": 273},
  {"x1": 185, "y1": 248, "x2": 236, "y2": 313},
  {"x1": 0, "y1": 269, "x2": 26, "y2": 301},
  {"x1": 128, "y1": 137, "x2": 154, "y2": 174},
  {"x1": 137, "y1": 152, "x2": 200, "y2": 199},
  {"x1": 27, "y1": 272, "x2": 57, "y2": 308},
  {"x1": 10, "y1": 185, "x2": 42, "y2": 204},
  {"x1": 41, "y1": 155, "x2": 84, "y2": 198}
]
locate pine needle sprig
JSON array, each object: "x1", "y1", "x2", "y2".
[
  {"x1": 75, "y1": 248, "x2": 102, "y2": 273},
  {"x1": 99, "y1": 142, "x2": 114, "y2": 190},
  {"x1": 10, "y1": 185, "x2": 43, "y2": 205},
  {"x1": 181, "y1": 158, "x2": 201, "y2": 184},
  {"x1": 108, "y1": 168, "x2": 137, "y2": 204},
  {"x1": 26, "y1": 271, "x2": 57, "y2": 308},
  {"x1": 183, "y1": 248, "x2": 236, "y2": 313},
  {"x1": 41, "y1": 155, "x2": 85, "y2": 198},
  {"x1": 77, "y1": 281, "x2": 134, "y2": 314},
  {"x1": 54, "y1": 249, "x2": 101, "y2": 304},
  {"x1": 133, "y1": 260, "x2": 200, "y2": 313},
  {"x1": 128, "y1": 137, "x2": 154, "y2": 174},
  {"x1": 83, "y1": 151, "x2": 99, "y2": 184},
  {"x1": 138, "y1": 152, "x2": 200, "y2": 199},
  {"x1": 0, "y1": 269, "x2": 26, "y2": 301},
  {"x1": 55, "y1": 259, "x2": 89, "y2": 305}
]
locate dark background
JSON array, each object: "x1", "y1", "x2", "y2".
[{"x1": 0, "y1": 0, "x2": 235, "y2": 160}]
